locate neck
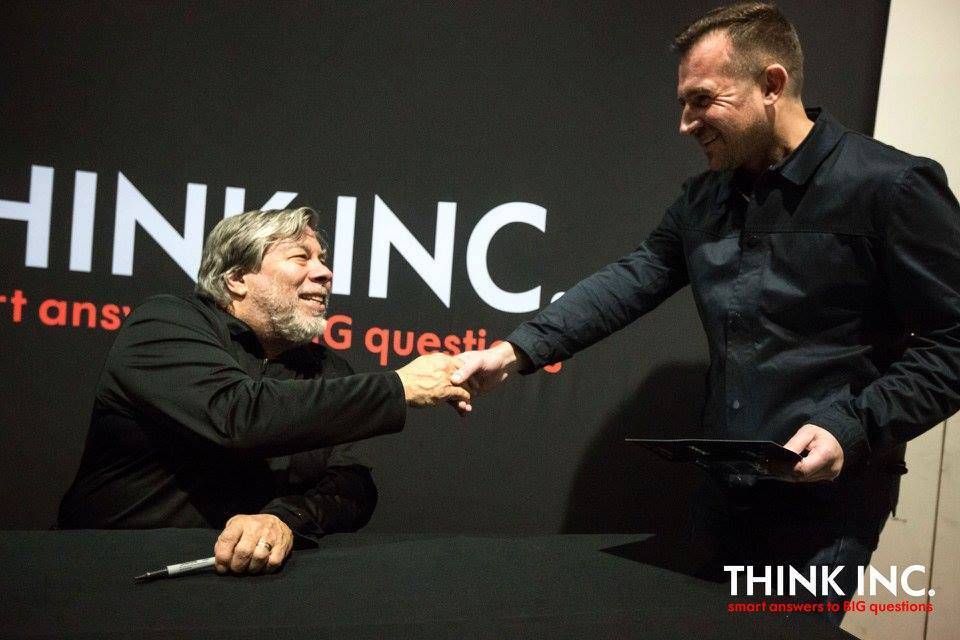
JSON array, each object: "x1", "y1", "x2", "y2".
[
  {"x1": 776, "y1": 99, "x2": 814, "y2": 158},
  {"x1": 228, "y1": 301, "x2": 290, "y2": 359},
  {"x1": 741, "y1": 99, "x2": 814, "y2": 181}
]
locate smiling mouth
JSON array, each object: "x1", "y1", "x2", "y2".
[{"x1": 298, "y1": 293, "x2": 328, "y2": 312}]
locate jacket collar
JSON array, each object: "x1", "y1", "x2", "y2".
[
  {"x1": 200, "y1": 295, "x2": 325, "y2": 365},
  {"x1": 716, "y1": 107, "x2": 846, "y2": 204}
]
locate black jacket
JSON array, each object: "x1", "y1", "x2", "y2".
[
  {"x1": 57, "y1": 294, "x2": 406, "y2": 541},
  {"x1": 508, "y1": 109, "x2": 960, "y2": 476}
]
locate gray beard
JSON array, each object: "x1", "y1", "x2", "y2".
[
  {"x1": 257, "y1": 278, "x2": 328, "y2": 345},
  {"x1": 269, "y1": 306, "x2": 327, "y2": 345}
]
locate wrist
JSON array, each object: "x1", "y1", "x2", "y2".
[
  {"x1": 497, "y1": 340, "x2": 532, "y2": 374},
  {"x1": 493, "y1": 341, "x2": 520, "y2": 371}
]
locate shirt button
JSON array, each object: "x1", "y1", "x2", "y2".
[
  {"x1": 742, "y1": 234, "x2": 761, "y2": 249},
  {"x1": 731, "y1": 399, "x2": 741, "y2": 410}
]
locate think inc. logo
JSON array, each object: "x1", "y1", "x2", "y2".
[
  {"x1": 725, "y1": 565, "x2": 935, "y2": 597},
  {"x1": 1, "y1": 165, "x2": 562, "y2": 313}
]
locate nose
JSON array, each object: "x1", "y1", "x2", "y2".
[
  {"x1": 308, "y1": 258, "x2": 333, "y2": 284},
  {"x1": 679, "y1": 105, "x2": 699, "y2": 136}
]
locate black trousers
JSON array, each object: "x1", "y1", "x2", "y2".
[{"x1": 687, "y1": 471, "x2": 900, "y2": 625}]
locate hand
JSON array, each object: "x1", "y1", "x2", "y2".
[
  {"x1": 214, "y1": 513, "x2": 293, "y2": 575},
  {"x1": 450, "y1": 342, "x2": 523, "y2": 397},
  {"x1": 778, "y1": 424, "x2": 844, "y2": 482},
  {"x1": 396, "y1": 353, "x2": 472, "y2": 413}
]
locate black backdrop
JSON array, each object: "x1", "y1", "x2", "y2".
[{"x1": 0, "y1": 1, "x2": 889, "y2": 532}]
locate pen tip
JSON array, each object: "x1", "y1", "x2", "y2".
[{"x1": 134, "y1": 569, "x2": 166, "y2": 583}]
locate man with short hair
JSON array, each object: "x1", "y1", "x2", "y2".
[
  {"x1": 453, "y1": 2, "x2": 960, "y2": 623},
  {"x1": 58, "y1": 206, "x2": 470, "y2": 575}
]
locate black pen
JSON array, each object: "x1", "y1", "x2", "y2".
[{"x1": 134, "y1": 556, "x2": 216, "y2": 582}]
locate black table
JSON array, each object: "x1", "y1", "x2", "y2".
[{"x1": 0, "y1": 530, "x2": 855, "y2": 639}]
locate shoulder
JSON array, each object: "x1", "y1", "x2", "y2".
[
  {"x1": 832, "y1": 131, "x2": 945, "y2": 186},
  {"x1": 121, "y1": 294, "x2": 230, "y2": 340},
  {"x1": 129, "y1": 294, "x2": 208, "y2": 319}
]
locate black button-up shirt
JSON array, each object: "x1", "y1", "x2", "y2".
[
  {"x1": 58, "y1": 294, "x2": 407, "y2": 540},
  {"x1": 508, "y1": 109, "x2": 960, "y2": 473}
]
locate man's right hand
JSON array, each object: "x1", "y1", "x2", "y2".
[
  {"x1": 396, "y1": 353, "x2": 472, "y2": 411},
  {"x1": 450, "y1": 341, "x2": 524, "y2": 397}
]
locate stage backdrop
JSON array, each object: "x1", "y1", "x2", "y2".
[{"x1": 0, "y1": 1, "x2": 889, "y2": 531}]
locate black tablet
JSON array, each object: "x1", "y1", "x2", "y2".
[{"x1": 625, "y1": 438, "x2": 802, "y2": 476}]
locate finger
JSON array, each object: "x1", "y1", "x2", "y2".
[
  {"x1": 444, "y1": 385, "x2": 472, "y2": 403},
  {"x1": 782, "y1": 426, "x2": 815, "y2": 456},
  {"x1": 230, "y1": 527, "x2": 260, "y2": 573},
  {"x1": 793, "y1": 444, "x2": 832, "y2": 482},
  {"x1": 451, "y1": 359, "x2": 480, "y2": 385},
  {"x1": 266, "y1": 536, "x2": 292, "y2": 574},
  {"x1": 247, "y1": 537, "x2": 273, "y2": 574},
  {"x1": 443, "y1": 355, "x2": 465, "y2": 373},
  {"x1": 214, "y1": 519, "x2": 244, "y2": 574},
  {"x1": 265, "y1": 546, "x2": 285, "y2": 574},
  {"x1": 447, "y1": 398, "x2": 471, "y2": 416}
]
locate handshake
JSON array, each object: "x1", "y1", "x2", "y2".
[{"x1": 395, "y1": 342, "x2": 527, "y2": 415}]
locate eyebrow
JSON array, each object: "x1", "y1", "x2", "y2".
[
  {"x1": 287, "y1": 242, "x2": 327, "y2": 259},
  {"x1": 678, "y1": 85, "x2": 712, "y2": 101}
]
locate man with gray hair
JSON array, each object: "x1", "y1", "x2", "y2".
[{"x1": 58, "y1": 206, "x2": 470, "y2": 575}]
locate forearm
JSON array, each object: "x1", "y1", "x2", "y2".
[
  {"x1": 811, "y1": 327, "x2": 960, "y2": 466},
  {"x1": 260, "y1": 465, "x2": 378, "y2": 543},
  {"x1": 507, "y1": 246, "x2": 687, "y2": 370},
  {"x1": 104, "y1": 297, "x2": 406, "y2": 456}
]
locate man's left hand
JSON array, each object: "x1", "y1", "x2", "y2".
[
  {"x1": 780, "y1": 424, "x2": 844, "y2": 482},
  {"x1": 214, "y1": 513, "x2": 293, "y2": 575}
]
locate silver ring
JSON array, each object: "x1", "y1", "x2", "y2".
[{"x1": 256, "y1": 538, "x2": 273, "y2": 552}]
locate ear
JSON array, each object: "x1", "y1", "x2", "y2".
[
  {"x1": 760, "y1": 63, "x2": 789, "y2": 105},
  {"x1": 224, "y1": 268, "x2": 248, "y2": 299}
]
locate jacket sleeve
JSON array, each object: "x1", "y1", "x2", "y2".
[
  {"x1": 98, "y1": 296, "x2": 406, "y2": 457},
  {"x1": 506, "y1": 197, "x2": 689, "y2": 371},
  {"x1": 257, "y1": 359, "x2": 380, "y2": 541},
  {"x1": 259, "y1": 463, "x2": 378, "y2": 543},
  {"x1": 811, "y1": 160, "x2": 960, "y2": 468}
]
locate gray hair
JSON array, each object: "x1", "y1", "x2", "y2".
[{"x1": 195, "y1": 207, "x2": 320, "y2": 307}]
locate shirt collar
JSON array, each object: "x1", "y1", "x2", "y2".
[
  {"x1": 716, "y1": 107, "x2": 846, "y2": 204},
  {"x1": 214, "y1": 302, "x2": 258, "y2": 339}
]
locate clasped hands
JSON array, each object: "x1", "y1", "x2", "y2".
[
  {"x1": 394, "y1": 342, "x2": 528, "y2": 415},
  {"x1": 395, "y1": 352, "x2": 475, "y2": 415}
]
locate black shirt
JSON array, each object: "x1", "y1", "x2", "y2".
[
  {"x1": 57, "y1": 294, "x2": 407, "y2": 540},
  {"x1": 507, "y1": 109, "x2": 960, "y2": 474}
]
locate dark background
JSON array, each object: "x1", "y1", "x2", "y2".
[{"x1": 0, "y1": 1, "x2": 889, "y2": 532}]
